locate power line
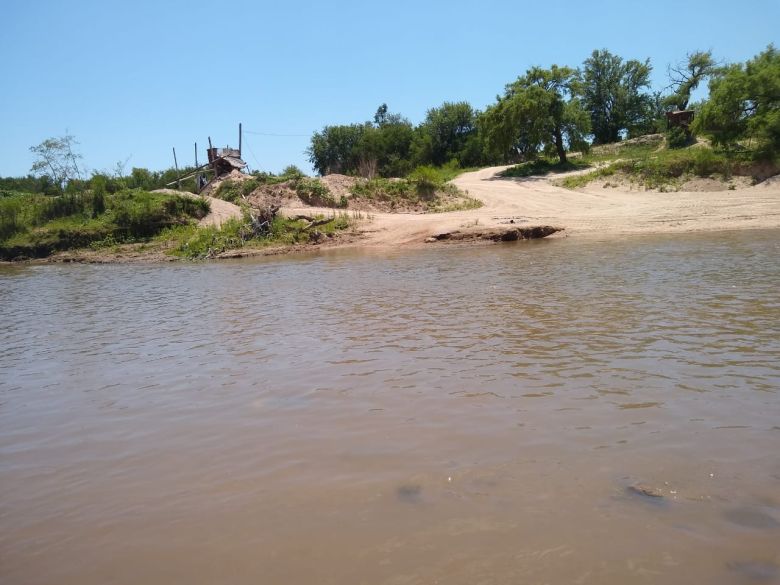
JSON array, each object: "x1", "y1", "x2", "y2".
[
  {"x1": 243, "y1": 130, "x2": 310, "y2": 137},
  {"x1": 243, "y1": 137, "x2": 263, "y2": 172}
]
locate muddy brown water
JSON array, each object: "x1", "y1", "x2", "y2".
[{"x1": 2, "y1": 231, "x2": 779, "y2": 585}]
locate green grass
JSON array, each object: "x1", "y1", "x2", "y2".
[
  {"x1": 500, "y1": 158, "x2": 590, "y2": 178},
  {"x1": 417, "y1": 162, "x2": 478, "y2": 183},
  {"x1": 294, "y1": 178, "x2": 345, "y2": 208},
  {"x1": 559, "y1": 166, "x2": 618, "y2": 189},
  {"x1": 161, "y1": 213, "x2": 352, "y2": 259},
  {"x1": 560, "y1": 144, "x2": 770, "y2": 190},
  {"x1": 0, "y1": 189, "x2": 209, "y2": 259},
  {"x1": 583, "y1": 142, "x2": 661, "y2": 163},
  {"x1": 213, "y1": 179, "x2": 260, "y2": 203},
  {"x1": 349, "y1": 166, "x2": 481, "y2": 212}
]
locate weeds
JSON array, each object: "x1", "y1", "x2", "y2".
[
  {"x1": 559, "y1": 146, "x2": 768, "y2": 190},
  {"x1": 349, "y1": 169, "x2": 480, "y2": 212},
  {"x1": 162, "y1": 212, "x2": 352, "y2": 260},
  {"x1": 0, "y1": 189, "x2": 209, "y2": 259},
  {"x1": 501, "y1": 159, "x2": 589, "y2": 178}
]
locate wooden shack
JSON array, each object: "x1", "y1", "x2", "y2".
[
  {"x1": 666, "y1": 110, "x2": 695, "y2": 129},
  {"x1": 207, "y1": 146, "x2": 246, "y2": 177}
]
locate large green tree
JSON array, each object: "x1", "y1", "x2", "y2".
[
  {"x1": 307, "y1": 105, "x2": 416, "y2": 177},
  {"x1": 481, "y1": 65, "x2": 590, "y2": 164},
  {"x1": 365, "y1": 105, "x2": 415, "y2": 177},
  {"x1": 695, "y1": 46, "x2": 780, "y2": 155},
  {"x1": 414, "y1": 101, "x2": 480, "y2": 167},
  {"x1": 307, "y1": 123, "x2": 368, "y2": 175},
  {"x1": 581, "y1": 49, "x2": 653, "y2": 144}
]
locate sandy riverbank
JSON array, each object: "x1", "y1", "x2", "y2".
[{"x1": 284, "y1": 166, "x2": 780, "y2": 247}]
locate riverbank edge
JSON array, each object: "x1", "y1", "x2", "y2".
[{"x1": 0, "y1": 224, "x2": 568, "y2": 265}]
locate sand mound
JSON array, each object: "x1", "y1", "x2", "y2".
[
  {"x1": 320, "y1": 174, "x2": 358, "y2": 198},
  {"x1": 245, "y1": 181, "x2": 302, "y2": 208}
]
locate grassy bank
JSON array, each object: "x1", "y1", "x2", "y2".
[
  {"x1": 159, "y1": 212, "x2": 352, "y2": 260},
  {"x1": 349, "y1": 170, "x2": 481, "y2": 212},
  {"x1": 556, "y1": 139, "x2": 777, "y2": 191},
  {"x1": 1, "y1": 186, "x2": 356, "y2": 261},
  {"x1": 213, "y1": 164, "x2": 482, "y2": 213},
  {"x1": 500, "y1": 159, "x2": 589, "y2": 178},
  {"x1": 0, "y1": 190, "x2": 209, "y2": 260}
]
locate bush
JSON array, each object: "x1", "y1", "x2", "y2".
[
  {"x1": 295, "y1": 178, "x2": 342, "y2": 207},
  {"x1": 409, "y1": 165, "x2": 441, "y2": 195},
  {"x1": 280, "y1": 165, "x2": 305, "y2": 180},
  {"x1": 666, "y1": 126, "x2": 692, "y2": 149},
  {"x1": 0, "y1": 189, "x2": 210, "y2": 259},
  {"x1": 214, "y1": 179, "x2": 259, "y2": 203}
]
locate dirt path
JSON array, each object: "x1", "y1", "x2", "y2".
[{"x1": 284, "y1": 167, "x2": 780, "y2": 246}]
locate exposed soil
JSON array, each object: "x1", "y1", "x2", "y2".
[
  {"x1": 245, "y1": 182, "x2": 302, "y2": 209},
  {"x1": 284, "y1": 164, "x2": 780, "y2": 247},
  {"x1": 319, "y1": 174, "x2": 357, "y2": 199}
]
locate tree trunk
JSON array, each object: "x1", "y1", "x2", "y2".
[{"x1": 553, "y1": 127, "x2": 567, "y2": 164}]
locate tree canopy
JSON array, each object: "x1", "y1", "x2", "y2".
[
  {"x1": 300, "y1": 46, "x2": 778, "y2": 179},
  {"x1": 414, "y1": 101, "x2": 481, "y2": 167},
  {"x1": 581, "y1": 49, "x2": 653, "y2": 144},
  {"x1": 481, "y1": 65, "x2": 590, "y2": 164},
  {"x1": 664, "y1": 50, "x2": 717, "y2": 111},
  {"x1": 29, "y1": 134, "x2": 84, "y2": 191},
  {"x1": 695, "y1": 45, "x2": 780, "y2": 155}
]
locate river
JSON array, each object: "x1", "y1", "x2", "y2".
[{"x1": 2, "y1": 231, "x2": 779, "y2": 584}]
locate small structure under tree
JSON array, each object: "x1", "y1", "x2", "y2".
[{"x1": 665, "y1": 110, "x2": 695, "y2": 130}]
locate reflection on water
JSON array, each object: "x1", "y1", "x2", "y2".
[{"x1": 1, "y1": 231, "x2": 779, "y2": 585}]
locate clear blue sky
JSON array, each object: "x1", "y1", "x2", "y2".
[{"x1": 1, "y1": 0, "x2": 778, "y2": 177}]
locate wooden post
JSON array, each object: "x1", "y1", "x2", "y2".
[
  {"x1": 238, "y1": 123, "x2": 242, "y2": 158},
  {"x1": 195, "y1": 142, "x2": 198, "y2": 167},
  {"x1": 172, "y1": 147, "x2": 181, "y2": 190},
  {"x1": 207, "y1": 136, "x2": 214, "y2": 180}
]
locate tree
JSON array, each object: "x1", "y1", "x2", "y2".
[
  {"x1": 364, "y1": 104, "x2": 416, "y2": 176},
  {"x1": 695, "y1": 45, "x2": 780, "y2": 155},
  {"x1": 664, "y1": 50, "x2": 717, "y2": 111},
  {"x1": 481, "y1": 65, "x2": 590, "y2": 164},
  {"x1": 307, "y1": 105, "x2": 416, "y2": 177},
  {"x1": 581, "y1": 49, "x2": 653, "y2": 144},
  {"x1": 307, "y1": 123, "x2": 368, "y2": 175},
  {"x1": 415, "y1": 101, "x2": 479, "y2": 166},
  {"x1": 29, "y1": 133, "x2": 84, "y2": 191}
]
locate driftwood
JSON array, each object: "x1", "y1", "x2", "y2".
[
  {"x1": 244, "y1": 204, "x2": 280, "y2": 238},
  {"x1": 292, "y1": 214, "x2": 336, "y2": 230}
]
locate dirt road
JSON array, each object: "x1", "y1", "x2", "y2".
[{"x1": 285, "y1": 166, "x2": 780, "y2": 246}]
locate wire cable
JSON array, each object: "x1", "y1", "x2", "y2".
[{"x1": 243, "y1": 130, "x2": 310, "y2": 137}]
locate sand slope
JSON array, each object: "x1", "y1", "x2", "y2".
[{"x1": 284, "y1": 166, "x2": 780, "y2": 246}]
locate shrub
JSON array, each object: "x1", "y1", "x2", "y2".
[
  {"x1": 666, "y1": 126, "x2": 691, "y2": 149},
  {"x1": 214, "y1": 179, "x2": 259, "y2": 203},
  {"x1": 280, "y1": 165, "x2": 305, "y2": 180},
  {"x1": 295, "y1": 178, "x2": 341, "y2": 207},
  {"x1": 409, "y1": 165, "x2": 441, "y2": 196},
  {"x1": 1, "y1": 189, "x2": 210, "y2": 259}
]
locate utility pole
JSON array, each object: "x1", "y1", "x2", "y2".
[{"x1": 172, "y1": 147, "x2": 181, "y2": 190}]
